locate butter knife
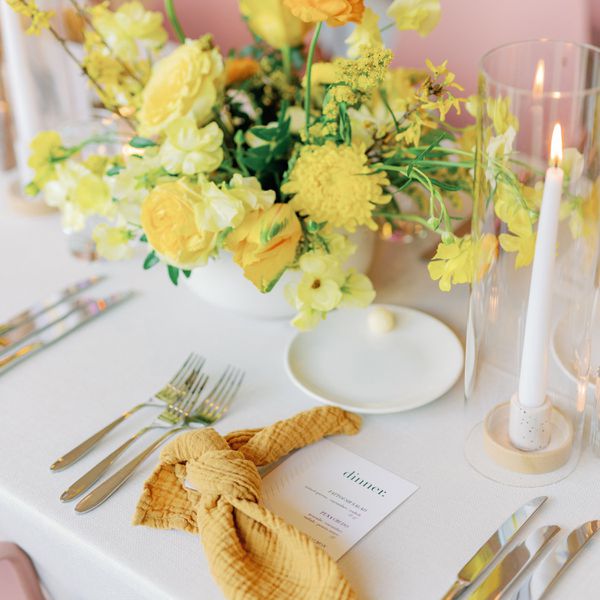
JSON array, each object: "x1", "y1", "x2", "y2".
[
  {"x1": 511, "y1": 520, "x2": 600, "y2": 600},
  {"x1": 0, "y1": 275, "x2": 105, "y2": 336},
  {"x1": 0, "y1": 291, "x2": 133, "y2": 375},
  {"x1": 468, "y1": 525, "x2": 560, "y2": 600},
  {"x1": 0, "y1": 297, "x2": 90, "y2": 353},
  {"x1": 441, "y1": 496, "x2": 548, "y2": 600}
]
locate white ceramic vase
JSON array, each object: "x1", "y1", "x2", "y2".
[{"x1": 185, "y1": 229, "x2": 377, "y2": 319}]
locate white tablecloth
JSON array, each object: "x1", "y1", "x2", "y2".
[{"x1": 1, "y1": 178, "x2": 600, "y2": 600}]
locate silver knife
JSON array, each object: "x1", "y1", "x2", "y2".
[
  {"x1": 441, "y1": 496, "x2": 548, "y2": 600},
  {"x1": 0, "y1": 297, "x2": 90, "y2": 353},
  {"x1": 0, "y1": 291, "x2": 133, "y2": 375},
  {"x1": 0, "y1": 276, "x2": 105, "y2": 336},
  {"x1": 511, "y1": 521, "x2": 600, "y2": 600},
  {"x1": 468, "y1": 525, "x2": 560, "y2": 600}
]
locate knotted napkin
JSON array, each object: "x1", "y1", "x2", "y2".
[{"x1": 133, "y1": 406, "x2": 361, "y2": 600}]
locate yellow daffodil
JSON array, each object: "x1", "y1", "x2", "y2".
[
  {"x1": 159, "y1": 118, "x2": 224, "y2": 176},
  {"x1": 139, "y1": 38, "x2": 224, "y2": 135},
  {"x1": 92, "y1": 223, "x2": 134, "y2": 261},
  {"x1": 345, "y1": 8, "x2": 382, "y2": 59},
  {"x1": 227, "y1": 203, "x2": 302, "y2": 291},
  {"x1": 140, "y1": 180, "x2": 217, "y2": 269},
  {"x1": 284, "y1": 0, "x2": 365, "y2": 27},
  {"x1": 387, "y1": 0, "x2": 440, "y2": 36},
  {"x1": 282, "y1": 141, "x2": 389, "y2": 232},
  {"x1": 239, "y1": 0, "x2": 312, "y2": 49}
]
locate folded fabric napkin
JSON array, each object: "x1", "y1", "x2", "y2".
[{"x1": 133, "y1": 406, "x2": 361, "y2": 600}]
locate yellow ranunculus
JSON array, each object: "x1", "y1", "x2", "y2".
[
  {"x1": 225, "y1": 57, "x2": 260, "y2": 85},
  {"x1": 387, "y1": 0, "x2": 440, "y2": 37},
  {"x1": 239, "y1": 0, "x2": 312, "y2": 49},
  {"x1": 139, "y1": 38, "x2": 224, "y2": 135},
  {"x1": 227, "y1": 203, "x2": 301, "y2": 292},
  {"x1": 140, "y1": 180, "x2": 216, "y2": 269},
  {"x1": 284, "y1": 0, "x2": 364, "y2": 27}
]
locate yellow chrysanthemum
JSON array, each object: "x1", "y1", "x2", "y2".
[{"x1": 282, "y1": 141, "x2": 389, "y2": 231}]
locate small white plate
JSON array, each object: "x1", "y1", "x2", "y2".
[{"x1": 285, "y1": 304, "x2": 464, "y2": 414}]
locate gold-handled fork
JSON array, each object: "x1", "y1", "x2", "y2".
[
  {"x1": 74, "y1": 365, "x2": 244, "y2": 513},
  {"x1": 51, "y1": 353, "x2": 205, "y2": 472}
]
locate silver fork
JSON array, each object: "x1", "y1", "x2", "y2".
[
  {"x1": 74, "y1": 366, "x2": 244, "y2": 513},
  {"x1": 60, "y1": 371, "x2": 209, "y2": 501},
  {"x1": 50, "y1": 353, "x2": 205, "y2": 472}
]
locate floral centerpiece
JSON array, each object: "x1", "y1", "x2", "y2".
[{"x1": 7, "y1": 0, "x2": 477, "y2": 328}]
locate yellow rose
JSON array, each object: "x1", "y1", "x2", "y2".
[
  {"x1": 284, "y1": 0, "x2": 365, "y2": 27},
  {"x1": 227, "y1": 203, "x2": 301, "y2": 292},
  {"x1": 138, "y1": 38, "x2": 224, "y2": 135},
  {"x1": 240, "y1": 0, "x2": 312, "y2": 49},
  {"x1": 141, "y1": 180, "x2": 216, "y2": 269}
]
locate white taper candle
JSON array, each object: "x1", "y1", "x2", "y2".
[{"x1": 518, "y1": 123, "x2": 564, "y2": 408}]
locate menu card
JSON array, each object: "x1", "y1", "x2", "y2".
[{"x1": 262, "y1": 439, "x2": 418, "y2": 560}]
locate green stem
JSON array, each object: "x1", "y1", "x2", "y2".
[
  {"x1": 282, "y1": 46, "x2": 292, "y2": 80},
  {"x1": 379, "y1": 22, "x2": 395, "y2": 33},
  {"x1": 304, "y1": 22, "x2": 322, "y2": 141},
  {"x1": 165, "y1": 0, "x2": 185, "y2": 43}
]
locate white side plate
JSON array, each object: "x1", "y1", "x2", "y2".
[{"x1": 285, "y1": 304, "x2": 464, "y2": 414}]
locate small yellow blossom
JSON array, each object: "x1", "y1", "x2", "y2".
[
  {"x1": 159, "y1": 118, "x2": 224, "y2": 176},
  {"x1": 239, "y1": 0, "x2": 312, "y2": 49},
  {"x1": 387, "y1": 0, "x2": 440, "y2": 36},
  {"x1": 335, "y1": 47, "x2": 393, "y2": 94},
  {"x1": 499, "y1": 218, "x2": 536, "y2": 268},
  {"x1": 227, "y1": 203, "x2": 302, "y2": 291},
  {"x1": 27, "y1": 131, "x2": 65, "y2": 194},
  {"x1": 139, "y1": 38, "x2": 224, "y2": 135},
  {"x1": 428, "y1": 233, "x2": 498, "y2": 291},
  {"x1": 6, "y1": 0, "x2": 54, "y2": 35},
  {"x1": 282, "y1": 141, "x2": 390, "y2": 232},
  {"x1": 92, "y1": 223, "x2": 134, "y2": 261},
  {"x1": 416, "y1": 59, "x2": 464, "y2": 121},
  {"x1": 44, "y1": 161, "x2": 113, "y2": 231},
  {"x1": 345, "y1": 8, "x2": 382, "y2": 59}
]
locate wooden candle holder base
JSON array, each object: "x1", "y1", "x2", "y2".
[{"x1": 483, "y1": 401, "x2": 573, "y2": 474}]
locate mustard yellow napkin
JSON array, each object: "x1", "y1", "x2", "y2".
[{"x1": 133, "y1": 406, "x2": 361, "y2": 600}]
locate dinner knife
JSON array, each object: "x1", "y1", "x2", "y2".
[
  {"x1": 468, "y1": 525, "x2": 560, "y2": 600},
  {"x1": 0, "y1": 275, "x2": 105, "y2": 336},
  {"x1": 441, "y1": 496, "x2": 548, "y2": 600},
  {"x1": 511, "y1": 520, "x2": 600, "y2": 600},
  {"x1": 0, "y1": 297, "x2": 90, "y2": 353},
  {"x1": 0, "y1": 291, "x2": 133, "y2": 375}
]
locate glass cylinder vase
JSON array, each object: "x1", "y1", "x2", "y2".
[{"x1": 464, "y1": 40, "x2": 600, "y2": 486}]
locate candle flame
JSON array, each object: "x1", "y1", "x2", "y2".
[
  {"x1": 533, "y1": 60, "x2": 545, "y2": 96},
  {"x1": 550, "y1": 122, "x2": 563, "y2": 167}
]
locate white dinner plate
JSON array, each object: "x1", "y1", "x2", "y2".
[{"x1": 285, "y1": 304, "x2": 464, "y2": 414}]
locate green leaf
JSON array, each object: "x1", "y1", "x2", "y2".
[
  {"x1": 143, "y1": 251, "x2": 159, "y2": 270},
  {"x1": 139, "y1": 234, "x2": 148, "y2": 243},
  {"x1": 106, "y1": 165, "x2": 123, "y2": 176},
  {"x1": 129, "y1": 136, "x2": 157, "y2": 149},
  {"x1": 260, "y1": 219, "x2": 287, "y2": 245},
  {"x1": 249, "y1": 126, "x2": 280, "y2": 142},
  {"x1": 182, "y1": 269, "x2": 192, "y2": 278},
  {"x1": 167, "y1": 265, "x2": 180, "y2": 285}
]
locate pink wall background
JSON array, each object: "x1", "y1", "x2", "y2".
[{"x1": 146, "y1": 0, "x2": 598, "y2": 98}]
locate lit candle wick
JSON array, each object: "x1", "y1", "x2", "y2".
[{"x1": 550, "y1": 122, "x2": 563, "y2": 169}]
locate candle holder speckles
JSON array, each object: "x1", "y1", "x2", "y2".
[{"x1": 464, "y1": 40, "x2": 600, "y2": 486}]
